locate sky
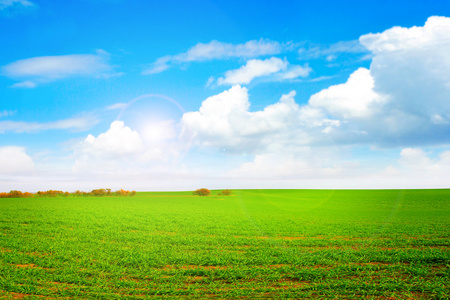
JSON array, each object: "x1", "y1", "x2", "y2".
[{"x1": 1, "y1": 0, "x2": 450, "y2": 192}]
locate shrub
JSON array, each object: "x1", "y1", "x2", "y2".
[
  {"x1": 91, "y1": 189, "x2": 108, "y2": 196},
  {"x1": 221, "y1": 189, "x2": 232, "y2": 196},
  {"x1": 193, "y1": 188, "x2": 211, "y2": 196},
  {"x1": 115, "y1": 189, "x2": 130, "y2": 196},
  {"x1": 9, "y1": 190, "x2": 24, "y2": 198},
  {"x1": 73, "y1": 190, "x2": 88, "y2": 197},
  {"x1": 0, "y1": 191, "x2": 34, "y2": 198},
  {"x1": 37, "y1": 190, "x2": 64, "y2": 197}
]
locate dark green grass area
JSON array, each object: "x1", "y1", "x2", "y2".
[{"x1": 0, "y1": 189, "x2": 448, "y2": 299}]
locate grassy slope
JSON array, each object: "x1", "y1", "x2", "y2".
[{"x1": 0, "y1": 189, "x2": 448, "y2": 299}]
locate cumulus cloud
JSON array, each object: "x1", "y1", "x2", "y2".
[
  {"x1": 0, "y1": 116, "x2": 97, "y2": 133},
  {"x1": 183, "y1": 15, "x2": 450, "y2": 154},
  {"x1": 296, "y1": 16, "x2": 450, "y2": 147},
  {"x1": 309, "y1": 68, "x2": 386, "y2": 119},
  {"x1": 143, "y1": 39, "x2": 286, "y2": 75},
  {"x1": 181, "y1": 85, "x2": 338, "y2": 153},
  {"x1": 0, "y1": 146, "x2": 34, "y2": 175},
  {"x1": 74, "y1": 120, "x2": 181, "y2": 174},
  {"x1": 1, "y1": 50, "x2": 115, "y2": 87},
  {"x1": 78, "y1": 121, "x2": 144, "y2": 158},
  {"x1": 360, "y1": 16, "x2": 450, "y2": 122}
]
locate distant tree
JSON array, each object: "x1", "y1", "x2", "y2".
[
  {"x1": 73, "y1": 190, "x2": 86, "y2": 197},
  {"x1": 115, "y1": 189, "x2": 130, "y2": 196},
  {"x1": 221, "y1": 189, "x2": 232, "y2": 196},
  {"x1": 9, "y1": 190, "x2": 24, "y2": 198},
  {"x1": 193, "y1": 188, "x2": 211, "y2": 196},
  {"x1": 91, "y1": 189, "x2": 108, "y2": 196},
  {"x1": 37, "y1": 190, "x2": 64, "y2": 197}
]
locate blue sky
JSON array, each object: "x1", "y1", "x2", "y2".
[{"x1": 1, "y1": 0, "x2": 450, "y2": 191}]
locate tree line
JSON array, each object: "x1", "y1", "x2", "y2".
[{"x1": 0, "y1": 189, "x2": 136, "y2": 198}]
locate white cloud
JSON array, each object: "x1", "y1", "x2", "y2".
[
  {"x1": 217, "y1": 57, "x2": 311, "y2": 85},
  {"x1": 0, "y1": 110, "x2": 15, "y2": 118},
  {"x1": 10, "y1": 80, "x2": 36, "y2": 88},
  {"x1": 73, "y1": 120, "x2": 181, "y2": 174},
  {"x1": 2, "y1": 50, "x2": 114, "y2": 86},
  {"x1": 0, "y1": 0, "x2": 34, "y2": 9},
  {"x1": 398, "y1": 148, "x2": 432, "y2": 167},
  {"x1": 181, "y1": 85, "x2": 337, "y2": 153},
  {"x1": 298, "y1": 40, "x2": 368, "y2": 60},
  {"x1": 78, "y1": 121, "x2": 144, "y2": 158},
  {"x1": 228, "y1": 151, "x2": 341, "y2": 180},
  {"x1": 183, "y1": 15, "x2": 450, "y2": 157},
  {"x1": 278, "y1": 64, "x2": 312, "y2": 80},
  {"x1": 0, "y1": 146, "x2": 34, "y2": 175},
  {"x1": 178, "y1": 39, "x2": 283, "y2": 62},
  {"x1": 393, "y1": 147, "x2": 450, "y2": 187},
  {"x1": 142, "y1": 56, "x2": 171, "y2": 75},
  {"x1": 226, "y1": 146, "x2": 450, "y2": 189},
  {"x1": 0, "y1": 116, "x2": 97, "y2": 133},
  {"x1": 218, "y1": 57, "x2": 288, "y2": 85},
  {"x1": 309, "y1": 68, "x2": 386, "y2": 119},
  {"x1": 360, "y1": 17, "x2": 450, "y2": 54},
  {"x1": 143, "y1": 39, "x2": 286, "y2": 75},
  {"x1": 297, "y1": 16, "x2": 450, "y2": 147},
  {"x1": 360, "y1": 16, "x2": 450, "y2": 122},
  {"x1": 106, "y1": 103, "x2": 129, "y2": 110}
]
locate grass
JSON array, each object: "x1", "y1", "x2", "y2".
[{"x1": 0, "y1": 189, "x2": 448, "y2": 299}]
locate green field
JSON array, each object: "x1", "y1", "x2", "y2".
[{"x1": 0, "y1": 189, "x2": 449, "y2": 299}]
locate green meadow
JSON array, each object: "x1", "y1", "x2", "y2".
[{"x1": 0, "y1": 189, "x2": 448, "y2": 299}]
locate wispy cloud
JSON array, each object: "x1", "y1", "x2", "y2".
[
  {"x1": 0, "y1": 110, "x2": 16, "y2": 118},
  {"x1": 298, "y1": 40, "x2": 368, "y2": 61},
  {"x1": 106, "y1": 103, "x2": 129, "y2": 111},
  {"x1": 0, "y1": 0, "x2": 34, "y2": 10},
  {"x1": 143, "y1": 39, "x2": 289, "y2": 75},
  {"x1": 0, "y1": 116, "x2": 98, "y2": 133},
  {"x1": 1, "y1": 50, "x2": 116, "y2": 87},
  {"x1": 10, "y1": 80, "x2": 36, "y2": 88},
  {"x1": 217, "y1": 57, "x2": 311, "y2": 85}
]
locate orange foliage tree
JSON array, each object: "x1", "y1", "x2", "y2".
[{"x1": 193, "y1": 188, "x2": 211, "y2": 196}]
